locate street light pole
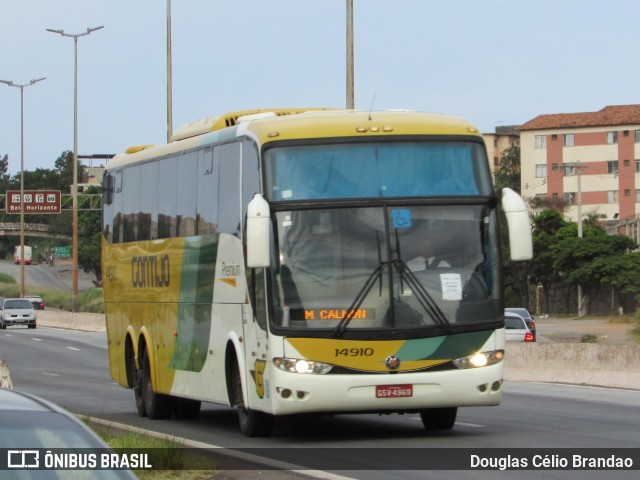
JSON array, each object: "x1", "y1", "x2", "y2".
[
  {"x1": 346, "y1": 0, "x2": 354, "y2": 109},
  {"x1": 47, "y1": 26, "x2": 103, "y2": 313},
  {"x1": 167, "y1": 0, "x2": 173, "y2": 142},
  {"x1": 0, "y1": 77, "x2": 46, "y2": 299},
  {"x1": 577, "y1": 159, "x2": 583, "y2": 317}
]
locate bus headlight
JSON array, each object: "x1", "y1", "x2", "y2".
[
  {"x1": 273, "y1": 357, "x2": 333, "y2": 374},
  {"x1": 452, "y1": 350, "x2": 504, "y2": 369}
]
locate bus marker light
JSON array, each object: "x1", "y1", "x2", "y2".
[{"x1": 356, "y1": 127, "x2": 367, "y2": 133}]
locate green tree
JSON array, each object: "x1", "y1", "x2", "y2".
[
  {"x1": 551, "y1": 224, "x2": 638, "y2": 313},
  {"x1": 78, "y1": 185, "x2": 103, "y2": 286},
  {"x1": 529, "y1": 209, "x2": 568, "y2": 313},
  {"x1": 494, "y1": 145, "x2": 521, "y2": 194}
]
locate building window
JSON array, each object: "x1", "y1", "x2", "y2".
[
  {"x1": 607, "y1": 160, "x2": 619, "y2": 175},
  {"x1": 636, "y1": 190, "x2": 640, "y2": 202},
  {"x1": 563, "y1": 163, "x2": 575, "y2": 176},
  {"x1": 624, "y1": 159, "x2": 630, "y2": 167},
  {"x1": 564, "y1": 134, "x2": 574, "y2": 147},
  {"x1": 636, "y1": 160, "x2": 640, "y2": 173},
  {"x1": 552, "y1": 192, "x2": 559, "y2": 200},
  {"x1": 535, "y1": 164, "x2": 547, "y2": 178},
  {"x1": 535, "y1": 135, "x2": 547, "y2": 149},
  {"x1": 564, "y1": 192, "x2": 575, "y2": 205},
  {"x1": 625, "y1": 189, "x2": 631, "y2": 197},
  {"x1": 607, "y1": 131, "x2": 618, "y2": 144},
  {"x1": 608, "y1": 190, "x2": 619, "y2": 204},
  {"x1": 635, "y1": 130, "x2": 640, "y2": 142}
]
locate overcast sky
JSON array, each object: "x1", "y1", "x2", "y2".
[{"x1": 1, "y1": 0, "x2": 638, "y2": 174}]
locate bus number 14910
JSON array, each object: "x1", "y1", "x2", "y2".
[{"x1": 335, "y1": 348, "x2": 374, "y2": 357}]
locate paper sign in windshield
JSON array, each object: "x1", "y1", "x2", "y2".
[{"x1": 440, "y1": 273, "x2": 462, "y2": 301}]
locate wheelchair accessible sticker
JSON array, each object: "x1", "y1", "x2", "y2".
[{"x1": 392, "y1": 209, "x2": 412, "y2": 229}]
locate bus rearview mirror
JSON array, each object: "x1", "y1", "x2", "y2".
[
  {"x1": 501, "y1": 187, "x2": 533, "y2": 261},
  {"x1": 247, "y1": 193, "x2": 271, "y2": 268}
]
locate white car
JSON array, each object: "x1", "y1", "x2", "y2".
[
  {"x1": 0, "y1": 298, "x2": 37, "y2": 329},
  {"x1": 504, "y1": 311, "x2": 534, "y2": 342}
]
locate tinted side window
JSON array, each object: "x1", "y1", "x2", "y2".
[
  {"x1": 218, "y1": 142, "x2": 241, "y2": 235},
  {"x1": 197, "y1": 147, "x2": 219, "y2": 235}
]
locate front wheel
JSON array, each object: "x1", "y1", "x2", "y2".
[
  {"x1": 420, "y1": 407, "x2": 457, "y2": 431},
  {"x1": 231, "y1": 362, "x2": 273, "y2": 437}
]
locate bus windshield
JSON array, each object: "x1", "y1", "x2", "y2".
[
  {"x1": 270, "y1": 204, "x2": 502, "y2": 337},
  {"x1": 264, "y1": 141, "x2": 493, "y2": 201}
]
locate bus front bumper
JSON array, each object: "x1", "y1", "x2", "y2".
[{"x1": 267, "y1": 361, "x2": 504, "y2": 416}]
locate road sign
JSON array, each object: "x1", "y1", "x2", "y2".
[{"x1": 6, "y1": 190, "x2": 61, "y2": 214}]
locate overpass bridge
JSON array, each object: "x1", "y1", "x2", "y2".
[{"x1": 0, "y1": 222, "x2": 70, "y2": 239}]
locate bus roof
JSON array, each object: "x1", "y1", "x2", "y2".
[{"x1": 107, "y1": 109, "x2": 482, "y2": 170}]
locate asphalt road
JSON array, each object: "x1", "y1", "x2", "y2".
[
  {"x1": 1, "y1": 326, "x2": 639, "y2": 479},
  {"x1": 0, "y1": 258, "x2": 97, "y2": 292}
]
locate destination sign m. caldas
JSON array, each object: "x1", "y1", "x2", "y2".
[{"x1": 6, "y1": 190, "x2": 61, "y2": 214}]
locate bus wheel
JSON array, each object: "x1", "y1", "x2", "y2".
[
  {"x1": 174, "y1": 398, "x2": 201, "y2": 420},
  {"x1": 231, "y1": 362, "x2": 273, "y2": 437},
  {"x1": 133, "y1": 360, "x2": 147, "y2": 417},
  {"x1": 420, "y1": 407, "x2": 457, "y2": 431},
  {"x1": 142, "y1": 349, "x2": 174, "y2": 419}
]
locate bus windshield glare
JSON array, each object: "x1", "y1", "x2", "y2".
[{"x1": 264, "y1": 141, "x2": 493, "y2": 201}]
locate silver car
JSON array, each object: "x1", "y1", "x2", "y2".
[
  {"x1": 0, "y1": 389, "x2": 137, "y2": 479},
  {"x1": 504, "y1": 311, "x2": 534, "y2": 342},
  {"x1": 0, "y1": 298, "x2": 37, "y2": 329}
]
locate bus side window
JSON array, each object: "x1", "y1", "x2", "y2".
[{"x1": 219, "y1": 142, "x2": 241, "y2": 236}]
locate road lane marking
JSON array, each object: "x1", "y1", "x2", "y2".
[
  {"x1": 32, "y1": 338, "x2": 42, "y2": 341},
  {"x1": 67, "y1": 347, "x2": 80, "y2": 351},
  {"x1": 42, "y1": 372, "x2": 60, "y2": 377}
]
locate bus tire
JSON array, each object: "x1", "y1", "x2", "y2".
[
  {"x1": 232, "y1": 362, "x2": 273, "y2": 437},
  {"x1": 142, "y1": 349, "x2": 174, "y2": 419},
  {"x1": 132, "y1": 354, "x2": 147, "y2": 417},
  {"x1": 174, "y1": 398, "x2": 201, "y2": 420},
  {"x1": 420, "y1": 407, "x2": 457, "y2": 431}
]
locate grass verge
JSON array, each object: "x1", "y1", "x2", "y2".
[{"x1": 88, "y1": 421, "x2": 217, "y2": 480}]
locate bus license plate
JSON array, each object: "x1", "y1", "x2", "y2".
[{"x1": 376, "y1": 384, "x2": 413, "y2": 398}]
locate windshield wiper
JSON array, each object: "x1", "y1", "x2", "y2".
[
  {"x1": 393, "y1": 229, "x2": 450, "y2": 330},
  {"x1": 333, "y1": 262, "x2": 385, "y2": 337},
  {"x1": 392, "y1": 258, "x2": 451, "y2": 330}
]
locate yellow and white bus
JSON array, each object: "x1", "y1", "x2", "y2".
[{"x1": 102, "y1": 108, "x2": 532, "y2": 436}]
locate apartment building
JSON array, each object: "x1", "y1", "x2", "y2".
[
  {"x1": 519, "y1": 105, "x2": 640, "y2": 222},
  {"x1": 483, "y1": 125, "x2": 520, "y2": 178}
]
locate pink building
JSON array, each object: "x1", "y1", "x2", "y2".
[{"x1": 519, "y1": 105, "x2": 640, "y2": 223}]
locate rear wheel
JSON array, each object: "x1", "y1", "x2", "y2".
[
  {"x1": 420, "y1": 407, "x2": 457, "y2": 431},
  {"x1": 132, "y1": 352, "x2": 147, "y2": 417},
  {"x1": 231, "y1": 362, "x2": 273, "y2": 437},
  {"x1": 142, "y1": 349, "x2": 174, "y2": 419}
]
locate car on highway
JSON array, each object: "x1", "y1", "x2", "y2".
[
  {"x1": 25, "y1": 294, "x2": 45, "y2": 310},
  {"x1": 0, "y1": 297, "x2": 37, "y2": 329},
  {"x1": 504, "y1": 311, "x2": 534, "y2": 342},
  {"x1": 0, "y1": 388, "x2": 137, "y2": 479},
  {"x1": 506, "y1": 307, "x2": 536, "y2": 341}
]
